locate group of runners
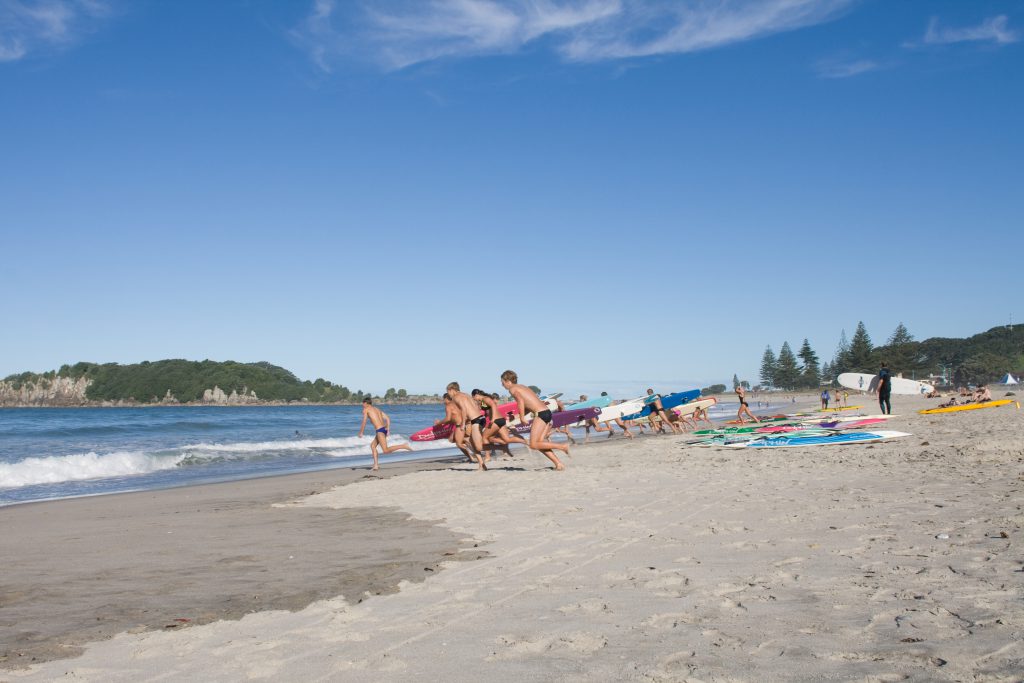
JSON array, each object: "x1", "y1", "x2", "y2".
[{"x1": 358, "y1": 371, "x2": 719, "y2": 471}]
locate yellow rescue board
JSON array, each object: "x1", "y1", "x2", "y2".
[
  {"x1": 816, "y1": 405, "x2": 863, "y2": 412},
  {"x1": 919, "y1": 399, "x2": 1016, "y2": 415}
]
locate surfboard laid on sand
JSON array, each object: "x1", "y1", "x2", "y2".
[
  {"x1": 723, "y1": 430, "x2": 911, "y2": 449},
  {"x1": 816, "y1": 405, "x2": 864, "y2": 412},
  {"x1": 918, "y1": 399, "x2": 1017, "y2": 415},
  {"x1": 838, "y1": 372, "x2": 934, "y2": 396},
  {"x1": 694, "y1": 429, "x2": 833, "y2": 446},
  {"x1": 512, "y1": 407, "x2": 601, "y2": 434}
]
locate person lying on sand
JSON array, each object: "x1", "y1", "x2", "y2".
[
  {"x1": 501, "y1": 370, "x2": 568, "y2": 470},
  {"x1": 358, "y1": 398, "x2": 412, "y2": 471}
]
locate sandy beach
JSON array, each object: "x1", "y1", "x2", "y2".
[{"x1": 3, "y1": 392, "x2": 1022, "y2": 681}]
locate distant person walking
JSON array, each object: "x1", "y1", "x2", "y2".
[
  {"x1": 358, "y1": 398, "x2": 412, "y2": 470},
  {"x1": 820, "y1": 389, "x2": 830, "y2": 411},
  {"x1": 735, "y1": 385, "x2": 759, "y2": 424},
  {"x1": 876, "y1": 363, "x2": 893, "y2": 415}
]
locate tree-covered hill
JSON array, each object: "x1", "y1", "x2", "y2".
[
  {"x1": 757, "y1": 324, "x2": 1024, "y2": 389},
  {"x1": 3, "y1": 360, "x2": 367, "y2": 403}
]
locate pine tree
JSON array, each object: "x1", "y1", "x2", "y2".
[
  {"x1": 887, "y1": 323, "x2": 913, "y2": 346},
  {"x1": 732, "y1": 373, "x2": 740, "y2": 389},
  {"x1": 885, "y1": 322, "x2": 918, "y2": 374},
  {"x1": 832, "y1": 329, "x2": 850, "y2": 375},
  {"x1": 821, "y1": 361, "x2": 833, "y2": 383},
  {"x1": 797, "y1": 338, "x2": 820, "y2": 388},
  {"x1": 776, "y1": 342, "x2": 800, "y2": 390},
  {"x1": 847, "y1": 322, "x2": 875, "y2": 372},
  {"x1": 760, "y1": 346, "x2": 778, "y2": 388}
]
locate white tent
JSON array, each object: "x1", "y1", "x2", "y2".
[{"x1": 999, "y1": 373, "x2": 1019, "y2": 385}]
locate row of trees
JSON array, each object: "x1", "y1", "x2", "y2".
[{"x1": 754, "y1": 322, "x2": 1024, "y2": 390}]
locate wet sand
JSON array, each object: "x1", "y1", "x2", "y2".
[{"x1": 0, "y1": 456, "x2": 482, "y2": 668}]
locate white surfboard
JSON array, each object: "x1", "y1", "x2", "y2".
[
  {"x1": 669, "y1": 397, "x2": 717, "y2": 418},
  {"x1": 837, "y1": 373, "x2": 933, "y2": 396},
  {"x1": 570, "y1": 396, "x2": 648, "y2": 426},
  {"x1": 506, "y1": 398, "x2": 560, "y2": 429}
]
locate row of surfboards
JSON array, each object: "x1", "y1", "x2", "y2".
[
  {"x1": 410, "y1": 389, "x2": 709, "y2": 442},
  {"x1": 684, "y1": 413, "x2": 911, "y2": 449}
]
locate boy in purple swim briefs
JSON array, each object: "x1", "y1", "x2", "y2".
[{"x1": 358, "y1": 398, "x2": 412, "y2": 470}]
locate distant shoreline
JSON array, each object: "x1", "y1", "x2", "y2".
[{"x1": 0, "y1": 399, "x2": 445, "y2": 409}]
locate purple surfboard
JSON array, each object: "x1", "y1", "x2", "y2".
[{"x1": 512, "y1": 407, "x2": 601, "y2": 434}]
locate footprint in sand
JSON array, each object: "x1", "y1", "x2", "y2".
[
  {"x1": 556, "y1": 598, "x2": 612, "y2": 615},
  {"x1": 488, "y1": 632, "x2": 608, "y2": 660}
]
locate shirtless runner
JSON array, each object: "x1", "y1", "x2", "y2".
[
  {"x1": 473, "y1": 389, "x2": 529, "y2": 457},
  {"x1": 358, "y1": 398, "x2": 412, "y2": 470},
  {"x1": 446, "y1": 381, "x2": 487, "y2": 470},
  {"x1": 436, "y1": 393, "x2": 473, "y2": 461},
  {"x1": 500, "y1": 370, "x2": 568, "y2": 470}
]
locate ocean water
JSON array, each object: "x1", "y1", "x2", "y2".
[
  {"x1": 0, "y1": 405, "x2": 458, "y2": 506},
  {"x1": 0, "y1": 399, "x2": 753, "y2": 507}
]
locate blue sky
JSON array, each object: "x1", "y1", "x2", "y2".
[{"x1": 1, "y1": 0, "x2": 1021, "y2": 397}]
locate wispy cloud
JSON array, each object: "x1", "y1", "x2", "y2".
[
  {"x1": 292, "y1": 0, "x2": 858, "y2": 72},
  {"x1": 815, "y1": 57, "x2": 880, "y2": 79},
  {"x1": 907, "y1": 14, "x2": 1018, "y2": 48},
  {"x1": 0, "y1": 0, "x2": 111, "y2": 62}
]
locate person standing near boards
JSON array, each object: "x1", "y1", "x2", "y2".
[
  {"x1": 358, "y1": 398, "x2": 413, "y2": 470},
  {"x1": 820, "y1": 388, "x2": 830, "y2": 411},
  {"x1": 876, "y1": 363, "x2": 893, "y2": 415}
]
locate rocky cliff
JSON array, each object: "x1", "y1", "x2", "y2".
[{"x1": 0, "y1": 376, "x2": 92, "y2": 406}]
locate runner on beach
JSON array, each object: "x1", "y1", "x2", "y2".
[
  {"x1": 735, "y1": 385, "x2": 759, "y2": 424},
  {"x1": 553, "y1": 397, "x2": 578, "y2": 445},
  {"x1": 473, "y1": 389, "x2": 529, "y2": 457},
  {"x1": 437, "y1": 393, "x2": 473, "y2": 462},
  {"x1": 500, "y1": 370, "x2": 568, "y2": 470},
  {"x1": 358, "y1": 398, "x2": 413, "y2": 470},
  {"x1": 644, "y1": 388, "x2": 681, "y2": 434},
  {"x1": 446, "y1": 382, "x2": 487, "y2": 470}
]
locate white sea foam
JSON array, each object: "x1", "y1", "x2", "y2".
[
  {"x1": 324, "y1": 436, "x2": 455, "y2": 458},
  {"x1": 0, "y1": 451, "x2": 187, "y2": 489},
  {"x1": 184, "y1": 436, "x2": 374, "y2": 453}
]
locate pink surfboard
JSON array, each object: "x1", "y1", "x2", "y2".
[{"x1": 410, "y1": 400, "x2": 518, "y2": 442}]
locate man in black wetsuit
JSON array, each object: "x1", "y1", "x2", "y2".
[{"x1": 876, "y1": 363, "x2": 893, "y2": 415}]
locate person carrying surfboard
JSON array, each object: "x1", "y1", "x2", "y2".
[
  {"x1": 500, "y1": 370, "x2": 569, "y2": 470},
  {"x1": 358, "y1": 398, "x2": 413, "y2": 471},
  {"x1": 645, "y1": 388, "x2": 682, "y2": 434}
]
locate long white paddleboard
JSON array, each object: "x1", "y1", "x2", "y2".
[
  {"x1": 838, "y1": 373, "x2": 933, "y2": 395},
  {"x1": 590, "y1": 397, "x2": 648, "y2": 423}
]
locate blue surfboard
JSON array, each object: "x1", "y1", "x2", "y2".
[
  {"x1": 621, "y1": 390, "x2": 701, "y2": 421},
  {"x1": 565, "y1": 395, "x2": 613, "y2": 410}
]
